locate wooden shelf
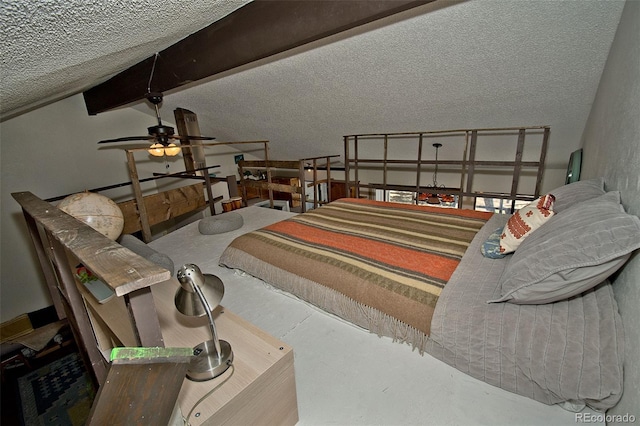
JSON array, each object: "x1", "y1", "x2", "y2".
[
  {"x1": 13, "y1": 156, "x2": 298, "y2": 422},
  {"x1": 12, "y1": 191, "x2": 172, "y2": 384}
]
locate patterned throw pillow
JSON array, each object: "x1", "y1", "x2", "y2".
[{"x1": 499, "y1": 194, "x2": 555, "y2": 254}]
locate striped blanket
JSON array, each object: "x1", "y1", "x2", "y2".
[{"x1": 220, "y1": 198, "x2": 491, "y2": 343}]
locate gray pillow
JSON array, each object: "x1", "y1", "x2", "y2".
[
  {"x1": 490, "y1": 191, "x2": 640, "y2": 304},
  {"x1": 198, "y1": 212, "x2": 244, "y2": 235},
  {"x1": 550, "y1": 177, "x2": 605, "y2": 213},
  {"x1": 118, "y1": 234, "x2": 175, "y2": 276}
]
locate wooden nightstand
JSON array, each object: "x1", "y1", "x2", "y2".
[{"x1": 152, "y1": 280, "x2": 298, "y2": 426}]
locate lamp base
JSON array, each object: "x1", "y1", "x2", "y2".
[{"x1": 187, "y1": 339, "x2": 233, "y2": 381}]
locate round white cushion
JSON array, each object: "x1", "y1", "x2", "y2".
[{"x1": 198, "y1": 212, "x2": 244, "y2": 235}]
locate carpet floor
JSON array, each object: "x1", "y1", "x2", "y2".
[{"x1": 16, "y1": 352, "x2": 95, "y2": 426}]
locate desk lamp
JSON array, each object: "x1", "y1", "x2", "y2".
[{"x1": 175, "y1": 264, "x2": 233, "y2": 381}]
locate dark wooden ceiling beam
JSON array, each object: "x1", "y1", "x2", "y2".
[{"x1": 83, "y1": 0, "x2": 432, "y2": 115}]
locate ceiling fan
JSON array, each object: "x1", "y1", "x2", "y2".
[{"x1": 97, "y1": 92, "x2": 215, "y2": 151}]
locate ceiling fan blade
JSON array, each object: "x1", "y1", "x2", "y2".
[
  {"x1": 97, "y1": 90, "x2": 214, "y2": 145},
  {"x1": 98, "y1": 136, "x2": 154, "y2": 144},
  {"x1": 97, "y1": 144, "x2": 155, "y2": 151},
  {"x1": 170, "y1": 135, "x2": 216, "y2": 141}
]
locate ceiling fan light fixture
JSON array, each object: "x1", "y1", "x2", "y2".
[
  {"x1": 148, "y1": 143, "x2": 166, "y2": 157},
  {"x1": 148, "y1": 124, "x2": 175, "y2": 144},
  {"x1": 164, "y1": 143, "x2": 181, "y2": 156},
  {"x1": 149, "y1": 142, "x2": 181, "y2": 157}
]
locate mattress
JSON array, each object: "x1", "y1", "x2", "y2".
[
  {"x1": 219, "y1": 199, "x2": 492, "y2": 351},
  {"x1": 425, "y1": 214, "x2": 624, "y2": 411},
  {"x1": 153, "y1": 201, "x2": 624, "y2": 411}
]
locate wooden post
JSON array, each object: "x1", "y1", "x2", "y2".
[
  {"x1": 344, "y1": 136, "x2": 350, "y2": 200},
  {"x1": 226, "y1": 175, "x2": 239, "y2": 198},
  {"x1": 416, "y1": 133, "x2": 424, "y2": 205},
  {"x1": 126, "y1": 150, "x2": 153, "y2": 242},
  {"x1": 326, "y1": 156, "x2": 332, "y2": 204},
  {"x1": 354, "y1": 136, "x2": 359, "y2": 198},
  {"x1": 464, "y1": 130, "x2": 478, "y2": 209},
  {"x1": 264, "y1": 143, "x2": 275, "y2": 209},
  {"x1": 200, "y1": 161, "x2": 216, "y2": 216},
  {"x1": 238, "y1": 161, "x2": 247, "y2": 204},
  {"x1": 22, "y1": 211, "x2": 66, "y2": 319},
  {"x1": 49, "y1": 237, "x2": 108, "y2": 385},
  {"x1": 510, "y1": 129, "x2": 526, "y2": 212},
  {"x1": 535, "y1": 127, "x2": 550, "y2": 197},
  {"x1": 299, "y1": 160, "x2": 307, "y2": 213},
  {"x1": 124, "y1": 288, "x2": 165, "y2": 348},
  {"x1": 459, "y1": 131, "x2": 469, "y2": 209},
  {"x1": 383, "y1": 134, "x2": 388, "y2": 193}
]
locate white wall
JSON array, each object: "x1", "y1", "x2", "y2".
[
  {"x1": 580, "y1": 0, "x2": 640, "y2": 419},
  {"x1": 0, "y1": 94, "x2": 265, "y2": 322},
  {"x1": 1, "y1": 95, "x2": 177, "y2": 321}
]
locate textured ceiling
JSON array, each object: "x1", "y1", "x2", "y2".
[
  {"x1": 1, "y1": 0, "x2": 625, "y2": 169},
  {"x1": 0, "y1": 0, "x2": 251, "y2": 120},
  {"x1": 152, "y1": 0, "x2": 624, "y2": 161}
]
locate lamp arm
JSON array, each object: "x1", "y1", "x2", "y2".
[{"x1": 192, "y1": 282, "x2": 222, "y2": 359}]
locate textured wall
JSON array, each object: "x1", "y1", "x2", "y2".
[{"x1": 580, "y1": 0, "x2": 640, "y2": 419}]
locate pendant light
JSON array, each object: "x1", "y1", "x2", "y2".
[{"x1": 426, "y1": 143, "x2": 443, "y2": 204}]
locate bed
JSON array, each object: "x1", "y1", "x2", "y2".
[
  {"x1": 15, "y1": 153, "x2": 637, "y2": 417},
  {"x1": 218, "y1": 177, "x2": 640, "y2": 412},
  {"x1": 220, "y1": 198, "x2": 492, "y2": 350}
]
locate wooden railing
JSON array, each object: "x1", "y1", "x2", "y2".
[
  {"x1": 12, "y1": 192, "x2": 170, "y2": 386},
  {"x1": 344, "y1": 126, "x2": 550, "y2": 212},
  {"x1": 238, "y1": 155, "x2": 340, "y2": 212}
]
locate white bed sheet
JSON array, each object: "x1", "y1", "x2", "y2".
[{"x1": 150, "y1": 206, "x2": 604, "y2": 426}]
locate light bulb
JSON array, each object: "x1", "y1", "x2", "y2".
[
  {"x1": 148, "y1": 143, "x2": 165, "y2": 157},
  {"x1": 164, "y1": 143, "x2": 181, "y2": 156}
]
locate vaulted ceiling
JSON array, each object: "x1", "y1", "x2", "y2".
[
  {"x1": 0, "y1": 0, "x2": 252, "y2": 119},
  {"x1": 0, "y1": 0, "x2": 427, "y2": 120},
  {"x1": 1, "y1": 0, "x2": 625, "y2": 162}
]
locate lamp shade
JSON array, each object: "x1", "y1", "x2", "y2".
[
  {"x1": 149, "y1": 142, "x2": 181, "y2": 157},
  {"x1": 148, "y1": 143, "x2": 165, "y2": 157},
  {"x1": 174, "y1": 263, "x2": 233, "y2": 381},
  {"x1": 175, "y1": 264, "x2": 224, "y2": 317},
  {"x1": 164, "y1": 143, "x2": 181, "y2": 156}
]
